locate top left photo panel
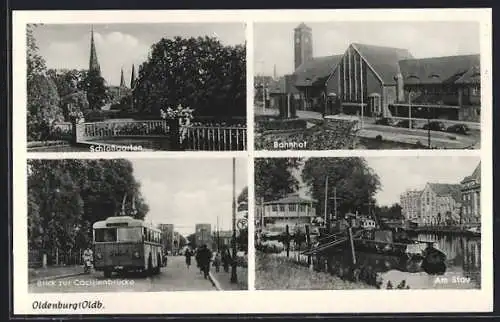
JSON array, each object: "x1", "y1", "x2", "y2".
[{"x1": 25, "y1": 22, "x2": 247, "y2": 152}]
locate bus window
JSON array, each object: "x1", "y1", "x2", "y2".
[
  {"x1": 95, "y1": 228, "x2": 117, "y2": 242},
  {"x1": 117, "y1": 227, "x2": 142, "y2": 242}
]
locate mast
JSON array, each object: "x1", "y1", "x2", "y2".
[
  {"x1": 120, "y1": 194, "x2": 127, "y2": 216},
  {"x1": 324, "y1": 176, "x2": 328, "y2": 230}
]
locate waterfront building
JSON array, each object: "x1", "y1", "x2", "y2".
[
  {"x1": 400, "y1": 189, "x2": 422, "y2": 222},
  {"x1": 460, "y1": 162, "x2": 481, "y2": 224},
  {"x1": 261, "y1": 193, "x2": 317, "y2": 232},
  {"x1": 420, "y1": 183, "x2": 462, "y2": 226}
]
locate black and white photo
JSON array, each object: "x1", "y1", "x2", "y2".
[
  {"x1": 28, "y1": 158, "x2": 248, "y2": 292},
  {"x1": 254, "y1": 21, "x2": 481, "y2": 150},
  {"x1": 255, "y1": 157, "x2": 481, "y2": 290},
  {"x1": 26, "y1": 23, "x2": 246, "y2": 152}
]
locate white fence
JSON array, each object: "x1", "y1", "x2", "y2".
[
  {"x1": 182, "y1": 124, "x2": 247, "y2": 151},
  {"x1": 77, "y1": 120, "x2": 170, "y2": 140},
  {"x1": 75, "y1": 119, "x2": 247, "y2": 151}
]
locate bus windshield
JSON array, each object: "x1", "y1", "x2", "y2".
[{"x1": 94, "y1": 227, "x2": 143, "y2": 242}]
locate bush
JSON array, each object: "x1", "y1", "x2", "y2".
[
  {"x1": 255, "y1": 119, "x2": 358, "y2": 150},
  {"x1": 375, "y1": 134, "x2": 383, "y2": 141},
  {"x1": 256, "y1": 240, "x2": 285, "y2": 253},
  {"x1": 258, "y1": 119, "x2": 307, "y2": 131}
]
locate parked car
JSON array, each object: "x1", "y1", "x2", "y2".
[
  {"x1": 375, "y1": 117, "x2": 396, "y2": 126},
  {"x1": 422, "y1": 121, "x2": 446, "y2": 132},
  {"x1": 394, "y1": 119, "x2": 417, "y2": 128},
  {"x1": 446, "y1": 123, "x2": 470, "y2": 135}
]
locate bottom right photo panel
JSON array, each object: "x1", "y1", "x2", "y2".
[{"x1": 254, "y1": 156, "x2": 481, "y2": 290}]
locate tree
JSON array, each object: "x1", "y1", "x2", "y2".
[
  {"x1": 186, "y1": 233, "x2": 197, "y2": 248},
  {"x1": 27, "y1": 74, "x2": 63, "y2": 140},
  {"x1": 27, "y1": 159, "x2": 149, "y2": 257},
  {"x1": 237, "y1": 186, "x2": 248, "y2": 211},
  {"x1": 27, "y1": 24, "x2": 46, "y2": 81},
  {"x1": 80, "y1": 69, "x2": 108, "y2": 110},
  {"x1": 133, "y1": 36, "x2": 246, "y2": 118},
  {"x1": 26, "y1": 25, "x2": 64, "y2": 140},
  {"x1": 255, "y1": 158, "x2": 302, "y2": 202},
  {"x1": 376, "y1": 203, "x2": 403, "y2": 220},
  {"x1": 301, "y1": 158, "x2": 381, "y2": 218}
]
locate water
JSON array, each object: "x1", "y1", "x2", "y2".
[{"x1": 329, "y1": 233, "x2": 481, "y2": 289}]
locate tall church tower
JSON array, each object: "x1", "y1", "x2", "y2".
[
  {"x1": 120, "y1": 68, "x2": 126, "y2": 87},
  {"x1": 130, "y1": 64, "x2": 136, "y2": 88},
  {"x1": 294, "y1": 23, "x2": 313, "y2": 70},
  {"x1": 89, "y1": 26, "x2": 101, "y2": 74}
]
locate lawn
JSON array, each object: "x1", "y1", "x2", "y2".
[{"x1": 255, "y1": 252, "x2": 374, "y2": 290}]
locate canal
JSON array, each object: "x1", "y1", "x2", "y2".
[{"x1": 326, "y1": 233, "x2": 481, "y2": 289}]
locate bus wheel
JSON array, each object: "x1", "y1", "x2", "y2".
[
  {"x1": 104, "y1": 270, "x2": 112, "y2": 278},
  {"x1": 147, "y1": 255, "x2": 153, "y2": 276},
  {"x1": 155, "y1": 255, "x2": 161, "y2": 274}
]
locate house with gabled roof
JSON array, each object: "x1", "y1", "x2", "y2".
[
  {"x1": 288, "y1": 23, "x2": 481, "y2": 122},
  {"x1": 460, "y1": 162, "x2": 481, "y2": 224},
  {"x1": 261, "y1": 193, "x2": 317, "y2": 231},
  {"x1": 419, "y1": 183, "x2": 462, "y2": 226}
]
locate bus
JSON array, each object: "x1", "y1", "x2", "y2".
[{"x1": 92, "y1": 216, "x2": 164, "y2": 277}]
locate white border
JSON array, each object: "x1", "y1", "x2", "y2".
[{"x1": 13, "y1": 8, "x2": 492, "y2": 315}]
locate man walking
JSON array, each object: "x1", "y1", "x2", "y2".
[{"x1": 198, "y1": 244, "x2": 212, "y2": 279}]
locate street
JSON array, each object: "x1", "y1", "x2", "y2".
[{"x1": 29, "y1": 256, "x2": 217, "y2": 293}]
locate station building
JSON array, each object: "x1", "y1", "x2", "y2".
[{"x1": 286, "y1": 23, "x2": 480, "y2": 122}]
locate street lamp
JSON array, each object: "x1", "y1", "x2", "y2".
[
  {"x1": 417, "y1": 106, "x2": 431, "y2": 149},
  {"x1": 230, "y1": 157, "x2": 238, "y2": 284},
  {"x1": 406, "y1": 75, "x2": 421, "y2": 129}
]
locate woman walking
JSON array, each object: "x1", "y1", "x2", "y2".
[{"x1": 185, "y1": 247, "x2": 192, "y2": 269}]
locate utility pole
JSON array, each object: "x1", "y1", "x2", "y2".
[
  {"x1": 324, "y1": 176, "x2": 329, "y2": 230},
  {"x1": 217, "y1": 216, "x2": 220, "y2": 252},
  {"x1": 230, "y1": 157, "x2": 238, "y2": 283}
]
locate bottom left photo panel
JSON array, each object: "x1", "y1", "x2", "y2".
[{"x1": 27, "y1": 157, "x2": 249, "y2": 293}]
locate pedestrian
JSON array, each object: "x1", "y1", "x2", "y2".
[
  {"x1": 185, "y1": 247, "x2": 192, "y2": 269},
  {"x1": 198, "y1": 244, "x2": 212, "y2": 279},
  {"x1": 82, "y1": 245, "x2": 93, "y2": 273},
  {"x1": 222, "y1": 247, "x2": 231, "y2": 273},
  {"x1": 213, "y1": 252, "x2": 222, "y2": 273},
  {"x1": 195, "y1": 247, "x2": 202, "y2": 274}
]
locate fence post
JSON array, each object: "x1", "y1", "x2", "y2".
[
  {"x1": 306, "y1": 225, "x2": 312, "y2": 268},
  {"x1": 285, "y1": 225, "x2": 290, "y2": 258}
]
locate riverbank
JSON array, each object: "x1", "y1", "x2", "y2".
[{"x1": 255, "y1": 252, "x2": 374, "y2": 290}]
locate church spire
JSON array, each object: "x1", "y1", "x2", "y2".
[
  {"x1": 120, "y1": 67, "x2": 126, "y2": 87},
  {"x1": 130, "y1": 64, "x2": 136, "y2": 89},
  {"x1": 89, "y1": 25, "x2": 101, "y2": 74}
]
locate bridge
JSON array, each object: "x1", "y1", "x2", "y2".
[{"x1": 66, "y1": 119, "x2": 246, "y2": 151}]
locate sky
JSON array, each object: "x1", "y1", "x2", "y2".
[
  {"x1": 293, "y1": 156, "x2": 480, "y2": 207},
  {"x1": 254, "y1": 21, "x2": 480, "y2": 77},
  {"x1": 33, "y1": 23, "x2": 246, "y2": 86},
  {"x1": 130, "y1": 158, "x2": 247, "y2": 237}
]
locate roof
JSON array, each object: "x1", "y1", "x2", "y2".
[
  {"x1": 264, "y1": 194, "x2": 317, "y2": 205},
  {"x1": 293, "y1": 55, "x2": 344, "y2": 87},
  {"x1": 399, "y1": 54, "x2": 480, "y2": 85},
  {"x1": 461, "y1": 162, "x2": 481, "y2": 184},
  {"x1": 267, "y1": 77, "x2": 287, "y2": 94},
  {"x1": 295, "y1": 23, "x2": 311, "y2": 30},
  {"x1": 428, "y1": 183, "x2": 462, "y2": 203},
  {"x1": 93, "y1": 216, "x2": 148, "y2": 229},
  {"x1": 455, "y1": 65, "x2": 481, "y2": 84},
  {"x1": 351, "y1": 43, "x2": 413, "y2": 85}
]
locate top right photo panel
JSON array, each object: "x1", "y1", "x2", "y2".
[{"x1": 254, "y1": 21, "x2": 482, "y2": 150}]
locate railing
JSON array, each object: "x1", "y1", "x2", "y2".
[
  {"x1": 78, "y1": 120, "x2": 170, "y2": 141},
  {"x1": 182, "y1": 124, "x2": 247, "y2": 151},
  {"x1": 75, "y1": 119, "x2": 248, "y2": 151}
]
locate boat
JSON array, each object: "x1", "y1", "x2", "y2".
[
  {"x1": 466, "y1": 227, "x2": 481, "y2": 236},
  {"x1": 303, "y1": 227, "x2": 447, "y2": 275}
]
